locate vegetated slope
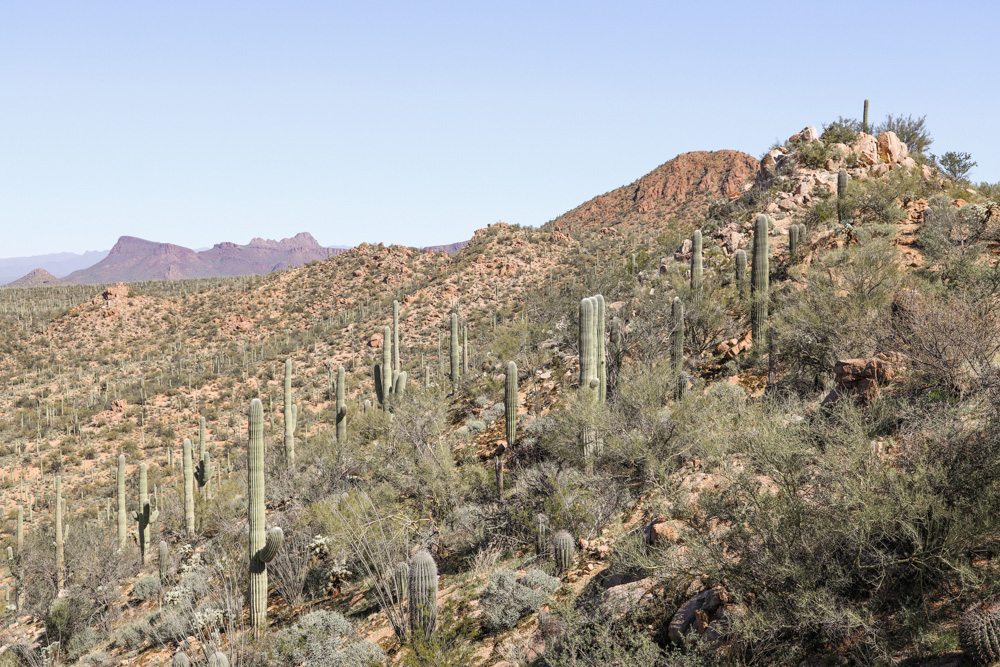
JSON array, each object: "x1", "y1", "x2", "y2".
[
  {"x1": 0, "y1": 125, "x2": 995, "y2": 666},
  {"x1": 62, "y1": 232, "x2": 334, "y2": 284},
  {"x1": 4, "y1": 269, "x2": 65, "y2": 288}
]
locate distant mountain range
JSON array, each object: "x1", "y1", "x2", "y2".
[{"x1": 2, "y1": 233, "x2": 470, "y2": 286}]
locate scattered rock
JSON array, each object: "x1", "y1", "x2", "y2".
[{"x1": 667, "y1": 585, "x2": 731, "y2": 644}]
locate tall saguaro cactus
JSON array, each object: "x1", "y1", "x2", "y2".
[
  {"x1": 382, "y1": 326, "x2": 392, "y2": 406},
  {"x1": 595, "y1": 294, "x2": 606, "y2": 403},
  {"x1": 392, "y1": 300, "x2": 400, "y2": 373},
  {"x1": 283, "y1": 359, "x2": 296, "y2": 468},
  {"x1": 132, "y1": 463, "x2": 159, "y2": 564},
  {"x1": 735, "y1": 249, "x2": 748, "y2": 300},
  {"x1": 409, "y1": 550, "x2": 438, "y2": 640},
  {"x1": 751, "y1": 214, "x2": 770, "y2": 350},
  {"x1": 837, "y1": 169, "x2": 849, "y2": 225},
  {"x1": 579, "y1": 297, "x2": 598, "y2": 401},
  {"x1": 182, "y1": 439, "x2": 195, "y2": 536},
  {"x1": 248, "y1": 398, "x2": 283, "y2": 637},
  {"x1": 55, "y1": 476, "x2": 64, "y2": 590},
  {"x1": 450, "y1": 313, "x2": 460, "y2": 386},
  {"x1": 16, "y1": 506, "x2": 23, "y2": 552},
  {"x1": 504, "y1": 362, "x2": 517, "y2": 448},
  {"x1": 117, "y1": 454, "x2": 127, "y2": 548},
  {"x1": 863, "y1": 98, "x2": 869, "y2": 133},
  {"x1": 691, "y1": 230, "x2": 703, "y2": 290},
  {"x1": 336, "y1": 365, "x2": 347, "y2": 443}
]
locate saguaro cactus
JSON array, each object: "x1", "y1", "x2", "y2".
[
  {"x1": 159, "y1": 540, "x2": 169, "y2": 584},
  {"x1": 116, "y1": 454, "x2": 127, "y2": 548},
  {"x1": 579, "y1": 297, "x2": 598, "y2": 400},
  {"x1": 336, "y1": 365, "x2": 347, "y2": 442},
  {"x1": 863, "y1": 98, "x2": 869, "y2": 133},
  {"x1": 504, "y1": 361, "x2": 517, "y2": 447},
  {"x1": 751, "y1": 214, "x2": 770, "y2": 350},
  {"x1": 283, "y1": 359, "x2": 296, "y2": 468},
  {"x1": 248, "y1": 398, "x2": 283, "y2": 637},
  {"x1": 691, "y1": 230, "x2": 703, "y2": 290},
  {"x1": 392, "y1": 370, "x2": 408, "y2": 396},
  {"x1": 789, "y1": 224, "x2": 800, "y2": 264},
  {"x1": 553, "y1": 530, "x2": 575, "y2": 574},
  {"x1": 132, "y1": 463, "x2": 159, "y2": 564},
  {"x1": 382, "y1": 325, "x2": 392, "y2": 405},
  {"x1": 198, "y1": 416, "x2": 207, "y2": 472},
  {"x1": 450, "y1": 313, "x2": 460, "y2": 386},
  {"x1": 183, "y1": 438, "x2": 195, "y2": 536},
  {"x1": 535, "y1": 514, "x2": 549, "y2": 556},
  {"x1": 55, "y1": 476, "x2": 64, "y2": 590},
  {"x1": 671, "y1": 297, "x2": 684, "y2": 399},
  {"x1": 409, "y1": 550, "x2": 438, "y2": 640},
  {"x1": 837, "y1": 168, "x2": 849, "y2": 225},
  {"x1": 595, "y1": 294, "x2": 606, "y2": 403},
  {"x1": 735, "y1": 249, "x2": 748, "y2": 300},
  {"x1": 392, "y1": 300, "x2": 400, "y2": 373}
]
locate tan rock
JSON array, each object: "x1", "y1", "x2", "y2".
[
  {"x1": 877, "y1": 131, "x2": 908, "y2": 164},
  {"x1": 788, "y1": 126, "x2": 819, "y2": 143},
  {"x1": 649, "y1": 519, "x2": 686, "y2": 546},
  {"x1": 760, "y1": 149, "x2": 783, "y2": 174},
  {"x1": 369, "y1": 332, "x2": 383, "y2": 348},
  {"x1": 852, "y1": 132, "x2": 879, "y2": 166}
]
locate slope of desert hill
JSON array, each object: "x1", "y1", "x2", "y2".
[
  {"x1": 545, "y1": 149, "x2": 759, "y2": 232},
  {"x1": 63, "y1": 232, "x2": 333, "y2": 283},
  {"x1": 3, "y1": 268, "x2": 65, "y2": 288}
]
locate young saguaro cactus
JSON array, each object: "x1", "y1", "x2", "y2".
[
  {"x1": 55, "y1": 476, "x2": 64, "y2": 590},
  {"x1": 172, "y1": 651, "x2": 191, "y2": 667},
  {"x1": 409, "y1": 550, "x2": 438, "y2": 640},
  {"x1": 158, "y1": 540, "x2": 168, "y2": 584},
  {"x1": 132, "y1": 463, "x2": 159, "y2": 564},
  {"x1": 392, "y1": 370, "x2": 408, "y2": 396},
  {"x1": 116, "y1": 454, "x2": 127, "y2": 549},
  {"x1": 248, "y1": 398, "x2": 283, "y2": 637},
  {"x1": 553, "y1": 530, "x2": 575, "y2": 574},
  {"x1": 450, "y1": 313, "x2": 460, "y2": 386},
  {"x1": 735, "y1": 249, "x2": 749, "y2": 300},
  {"x1": 837, "y1": 168, "x2": 849, "y2": 225},
  {"x1": 691, "y1": 230, "x2": 703, "y2": 290},
  {"x1": 504, "y1": 361, "x2": 517, "y2": 447},
  {"x1": 788, "y1": 224, "x2": 800, "y2": 264},
  {"x1": 284, "y1": 359, "x2": 297, "y2": 468},
  {"x1": 751, "y1": 214, "x2": 770, "y2": 350},
  {"x1": 182, "y1": 438, "x2": 195, "y2": 536},
  {"x1": 336, "y1": 365, "x2": 347, "y2": 443},
  {"x1": 195, "y1": 448, "x2": 214, "y2": 499},
  {"x1": 863, "y1": 98, "x2": 869, "y2": 133}
]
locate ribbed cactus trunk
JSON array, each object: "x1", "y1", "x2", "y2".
[
  {"x1": 837, "y1": 169, "x2": 848, "y2": 225},
  {"x1": 159, "y1": 540, "x2": 168, "y2": 584},
  {"x1": 55, "y1": 476, "x2": 64, "y2": 590},
  {"x1": 595, "y1": 294, "x2": 606, "y2": 403},
  {"x1": 690, "y1": 230, "x2": 703, "y2": 290},
  {"x1": 283, "y1": 359, "x2": 296, "y2": 467},
  {"x1": 336, "y1": 365, "x2": 346, "y2": 442},
  {"x1": 198, "y1": 416, "x2": 206, "y2": 478},
  {"x1": 134, "y1": 462, "x2": 158, "y2": 565},
  {"x1": 579, "y1": 297, "x2": 598, "y2": 400},
  {"x1": 392, "y1": 300, "x2": 400, "y2": 373},
  {"x1": 671, "y1": 297, "x2": 684, "y2": 399},
  {"x1": 463, "y1": 324, "x2": 469, "y2": 376},
  {"x1": 117, "y1": 454, "x2": 127, "y2": 549},
  {"x1": 751, "y1": 214, "x2": 770, "y2": 351},
  {"x1": 789, "y1": 224, "x2": 799, "y2": 264},
  {"x1": 449, "y1": 313, "x2": 460, "y2": 386},
  {"x1": 863, "y1": 98, "x2": 869, "y2": 133},
  {"x1": 183, "y1": 439, "x2": 195, "y2": 536},
  {"x1": 382, "y1": 326, "x2": 392, "y2": 407},
  {"x1": 409, "y1": 550, "x2": 438, "y2": 640},
  {"x1": 504, "y1": 362, "x2": 517, "y2": 447},
  {"x1": 248, "y1": 398, "x2": 283, "y2": 637},
  {"x1": 735, "y1": 249, "x2": 749, "y2": 300},
  {"x1": 553, "y1": 530, "x2": 575, "y2": 574}
]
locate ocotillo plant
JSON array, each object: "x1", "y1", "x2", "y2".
[
  {"x1": 336, "y1": 365, "x2": 347, "y2": 442},
  {"x1": 117, "y1": 454, "x2": 127, "y2": 549},
  {"x1": 55, "y1": 476, "x2": 64, "y2": 590},
  {"x1": 248, "y1": 398, "x2": 283, "y2": 637},
  {"x1": 691, "y1": 230, "x2": 703, "y2": 290},
  {"x1": 735, "y1": 249, "x2": 748, "y2": 300},
  {"x1": 284, "y1": 359, "x2": 297, "y2": 468},
  {"x1": 837, "y1": 168, "x2": 849, "y2": 225},
  {"x1": 671, "y1": 297, "x2": 684, "y2": 399},
  {"x1": 183, "y1": 438, "x2": 195, "y2": 536},
  {"x1": 553, "y1": 530, "x2": 575, "y2": 574},
  {"x1": 409, "y1": 550, "x2": 438, "y2": 640},
  {"x1": 751, "y1": 214, "x2": 770, "y2": 350},
  {"x1": 450, "y1": 313, "x2": 460, "y2": 386},
  {"x1": 504, "y1": 361, "x2": 517, "y2": 448},
  {"x1": 392, "y1": 300, "x2": 400, "y2": 373},
  {"x1": 132, "y1": 463, "x2": 159, "y2": 564}
]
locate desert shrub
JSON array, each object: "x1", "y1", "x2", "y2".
[
  {"x1": 271, "y1": 610, "x2": 384, "y2": 667},
  {"x1": 480, "y1": 569, "x2": 560, "y2": 633},
  {"x1": 147, "y1": 608, "x2": 192, "y2": 645},
  {"x1": 45, "y1": 594, "x2": 95, "y2": 649},
  {"x1": 821, "y1": 116, "x2": 860, "y2": 144},
  {"x1": 541, "y1": 599, "x2": 669, "y2": 667},
  {"x1": 130, "y1": 575, "x2": 160, "y2": 603},
  {"x1": 875, "y1": 113, "x2": 932, "y2": 154},
  {"x1": 66, "y1": 625, "x2": 99, "y2": 661},
  {"x1": 792, "y1": 139, "x2": 838, "y2": 170},
  {"x1": 111, "y1": 618, "x2": 151, "y2": 651}
]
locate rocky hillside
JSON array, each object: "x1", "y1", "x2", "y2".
[{"x1": 4, "y1": 269, "x2": 65, "y2": 288}]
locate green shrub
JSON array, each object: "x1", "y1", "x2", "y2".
[
  {"x1": 66, "y1": 626, "x2": 99, "y2": 660},
  {"x1": 271, "y1": 610, "x2": 384, "y2": 667},
  {"x1": 821, "y1": 116, "x2": 860, "y2": 144},
  {"x1": 131, "y1": 575, "x2": 161, "y2": 602},
  {"x1": 111, "y1": 618, "x2": 151, "y2": 651}
]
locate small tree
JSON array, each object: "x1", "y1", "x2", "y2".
[
  {"x1": 936, "y1": 151, "x2": 977, "y2": 182},
  {"x1": 875, "y1": 113, "x2": 933, "y2": 154}
]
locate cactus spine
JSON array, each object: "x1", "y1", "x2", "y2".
[
  {"x1": 392, "y1": 299, "x2": 400, "y2": 373},
  {"x1": 159, "y1": 540, "x2": 168, "y2": 584},
  {"x1": 55, "y1": 476, "x2": 64, "y2": 590},
  {"x1": 336, "y1": 365, "x2": 347, "y2": 442},
  {"x1": 117, "y1": 454, "x2": 127, "y2": 548},
  {"x1": 248, "y1": 398, "x2": 283, "y2": 637},
  {"x1": 553, "y1": 530, "x2": 575, "y2": 574},
  {"x1": 132, "y1": 462, "x2": 159, "y2": 564},
  {"x1": 960, "y1": 599, "x2": 1000, "y2": 666},
  {"x1": 505, "y1": 361, "x2": 517, "y2": 447},
  {"x1": 735, "y1": 249, "x2": 748, "y2": 300},
  {"x1": 283, "y1": 359, "x2": 296, "y2": 467},
  {"x1": 409, "y1": 550, "x2": 438, "y2": 640},
  {"x1": 751, "y1": 214, "x2": 770, "y2": 350},
  {"x1": 450, "y1": 313, "x2": 460, "y2": 386},
  {"x1": 671, "y1": 297, "x2": 684, "y2": 399},
  {"x1": 691, "y1": 230, "x2": 703, "y2": 290},
  {"x1": 183, "y1": 438, "x2": 195, "y2": 536},
  {"x1": 837, "y1": 168, "x2": 848, "y2": 225}
]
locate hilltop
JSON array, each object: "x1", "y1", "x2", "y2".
[{"x1": 4, "y1": 269, "x2": 65, "y2": 289}]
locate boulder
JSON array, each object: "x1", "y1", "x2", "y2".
[
  {"x1": 852, "y1": 132, "x2": 879, "y2": 166},
  {"x1": 760, "y1": 149, "x2": 783, "y2": 175},
  {"x1": 788, "y1": 126, "x2": 819, "y2": 143},
  {"x1": 368, "y1": 332, "x2": 383, "y2": 348},
  {"x1": 667, "y1": 585, "x2": 731, "y2": 644},
  {"x1": 877, "y1": 131, "x2": 908, "y2": 164}
]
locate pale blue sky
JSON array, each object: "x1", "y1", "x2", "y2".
[{"x1": 1, "y1": 1, "x2": 995, "y2": 257}]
